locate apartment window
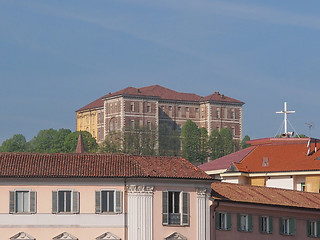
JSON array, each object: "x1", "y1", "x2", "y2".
[
  {"x1": 186, "y1": 107, "x2": 189, "y2": 118},
  {"x1": 9, "y1": 190, "x2": 36, "y2": 214},
  {"x1": 147, "y1": 121, "x2": 151, "y2": 130},
  {"x1": 130, "y1": 102, "x2": 134, "y2": 112},
  {"x1": 216, "y1": 109, "x2": 220, "y2": 119},
  {"x1": 260, "y1": 216, "x2": 273, "y2": 234},
  {"x1": 232, "y1": 127, "x2": 235, "y2": 136},
  {"x1": 52, "y1": 190, "x2": 79, "y2": 214},
  {"x1": 178, "y1": 107, "x2": 181, "y2": 118},
  {"x1": 160, "y1": 106, "x2": 165, "y2": 116},
  {"x1": 231, "y1": 109, "x2": 235, "y2": 119},
  {"x1": 162, "y1": 191, "x2": 189, "y2": 226},
  {"x1": 224, "y1": 109, "x2": 228, "y2": 119},
  {"x1": 215, "y1": 212, "x2": 231, "y2": 230},
  {"x1": 147, "y1": 104, "x2": 151, "y2": 113},
  {"x1": 130, "y1": 120, "x2": 135, "y2": 128},
  {"x1": 95, "y1": 190, "x2": 122, "y2": 214},
  {"x1": 195, "y1": 108, "x2": 199, "y2": 118},
  {"x1": 307, "y1": 220, "x2": 320, "y2": 237},
  {"x1": 237, "y1": 214, "x2": 253, "y2": 232},
  {"x1": 168, "y1": 106, "x2": 172, "y2": 117},
  {"x1": 280, "y1": 218, "x2": 296, "y2": 235}
]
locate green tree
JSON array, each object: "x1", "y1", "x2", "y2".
[
  {"x1": 295, "y1": 134, "x2": 308, "y2": 138},
  {"x1": 122, "y1": 125, "x2": 157, "y2": 155},
  {"x1": 199, "y1": 127, "x2": 208, "y2": 163},
  {"x1": 241, "y1": 135, "x2": 251, "y2": 149},
  {"x1": 28, "y1": 128, "x2": 58, "y2": 153},
  {"x1": 181, "y1": 120, "x2": 200, "y2": 163},
  {"x1": 64, "y1": 131, "x2": 98, "y2": 153},
  {"x1": 0, "y1": 134, "x2": 27, "y2": 152},
  {"x1": 99, "y1": 131, "x2": 122, "y2": 153},
  {"x1": 158, "y1": 123, "x2": 181, "y2": 156},
  {"x1": 208, "y1": 129, "x2": 223, "y2": 160},
  {"x1": 220, "y1": 128, "x2": 234, "y2": 156}
]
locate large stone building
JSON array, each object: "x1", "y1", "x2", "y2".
[{"x1": 76, "y1": 85, "x2": 244, "y2": 143}]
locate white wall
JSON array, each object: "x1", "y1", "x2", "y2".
[{"x1": 266, "y1": 176, "x2": 293, "y2": 190}]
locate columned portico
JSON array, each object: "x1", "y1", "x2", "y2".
[
  {"x1": 127, "y1": 185, "x2": 154, "y2": 240},
  {"x1": 197, "y1": 188, "x2": 211, "y2": 240}
]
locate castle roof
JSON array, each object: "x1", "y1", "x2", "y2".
[
  {"x1": 0, "y1": 152, "x2": 211, "y2": 180},
  {"x1": 76, "y1": 85, "x2": 243, "y2": 112}
]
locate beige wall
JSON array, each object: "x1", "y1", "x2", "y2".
[
  {"x1": 250, "y1": 177, "x2": 266, "y2": 187},
  {"x1": 305, "y1": 175, "x2": 320, "y2": 193}
]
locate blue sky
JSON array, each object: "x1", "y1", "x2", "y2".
[{"x1": 1, "y1": 0, "x2": 320, "y2": 144}]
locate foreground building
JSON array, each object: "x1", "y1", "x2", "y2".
[
  {"x1": 199, "y1": 137, "x2": 320, "y2": 193},
  {"x1": 212, "y1": 182, "x2": 320, "y2": 240},
  {"x1": 76, "y1": 85, "x2": 244, "y2": 143},
  {"x1": 0, "y1": 152, "x2": 212, "y2": 240}
]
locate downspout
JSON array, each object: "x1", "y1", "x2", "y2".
[
  {"x1": 124, "y1": 177, "x2": 127, "y2": 240},
  {"x1": 213, "y1": 198, "x2": 220, "y2": 240}
]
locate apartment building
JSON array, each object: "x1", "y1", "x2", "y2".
[
  {"x1": 76, "y1": 85, "x2": 244, "y2": 143},
  {"x1": 0, "y1": 152, "x2": 212, "y2": 240}
]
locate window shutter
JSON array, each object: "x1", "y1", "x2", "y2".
[
  {"x1": 259, "y1": 216, "x2": 262, "y2": 233},
  {"x1": 29, "y1": 191, "x2": 36, "y2": 214},
  {"x1": 95, "y1": 191, "x2": 101, "y2": 214},
  {"x1": 215, "y1": 212, "x2": 220, "y2": 229},
  {"x1": 227, "y1": 212, "x2": 232, "y2": 230},
  {"x1": 237, "y1": 214, "x2": 241, "y2": 231},
  {"x1": 115, "y1": 190, "x2": 123, "y2": 213},
  {"x1": 162, "y1": 191, "x2": 169, "y2": 225},
  {"x1": 279, "y1": 218, "x2": 284, "y2": 235},
  {"x1": 316, "y1": 221, "x2": 320, "y2": 237},
  {"x1": 9, "y1": 191, "x2": 15, "y2": 213},
  {"x1": 307, "y1": 221, "x2": 311, "y2": 237},
  {"x1": 182, "y1": 192, "x2": 189, "y2": 226},
  {"x1": 248, "y1": 214, "x2": 253, "y2": 232},
  {"x1": 269, "y1": 217, "x2": 273, "y2": 233},
  {"x1": 52, "y1": 191, "x2": 58, "y2": 214},
  {"x1": 289, "y1": 218, "x2": 296, "y2": 235},
  {"x1": 72, "y1": 191, "x2": 80, "y2": 214}
]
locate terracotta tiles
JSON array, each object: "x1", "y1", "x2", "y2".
[
  {"x1": 76, "y1": 85, "x2": 243, "y2": 112},
  {"x1": 0, "y1": 152, "x2": 211, "y2": 179},
  {"x1": 212, "y1": 182, "x2": 320, "y2": 210}
]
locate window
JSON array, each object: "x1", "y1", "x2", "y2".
[
  {"x1": 231, "y1": 109, "x2": 235, "y2": 119},
  {"x1": 162, "y1": 191, "x2": 189, "y2": 226},
  {"x1": 215, "y1": 212, "x2": 231, "y2": 230},
  {"x1": 95, "y1": 190, "x2": 122, "y2": 214},
  {"x1": 52, "y1": 190, "x2": 79, "y2": 214},
  {"x1": 186, "y1": 107, "x2": 189, "y2": 118},
  {"x1": 301, "y1": 182, "x2": 306, "y2": 191},
  {"x1": 147, "y1": 121, "x2": 151, "y2": 130},
  {"x1": 195, "y1": 108, "x2": 199, "y2": 118},
  {"x1": 216, "y1": 109, "x2": 220, "y2": 119},
  {"x1": 307, "y1": 220, "x2": 320, "y2": 237},
  {"x1": 260, "y1": 216, "x2": 273, "y2": 234},
  {"x1": 280, "y1": 218, "x2": 296, "y2": 235},
  {"x1": 9, "y1": 190, "x2": 36, "y2": 214},
  {"x1": 147, "y1": 104, "x2": 151, "y2": 112},
  {"x1": 224, "y1": 109, "x2": 228, "y2": 119},
  {"x1": 178, "y1": 107, "x2": 181, "y2": 118},
  {"x1": 237, "y1": 214, "x2": 253, "y2": 232},
  {"x1": 130, "y1": 120, "x2": 135, "y2": 128},
  {"x1": 169, "y1": 106, "x2": 172, "y2": 117},
  {"x1": 160, "y1": 106, "x2": 165, "y2": 116},
  {"x1": 130, "y1": 102, "x2": 135, "y2": 112},
  {"x1": 232, "y1": 127, "x2": 235, "y2": 136}
]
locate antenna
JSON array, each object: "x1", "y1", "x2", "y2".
[{"x1": 276, "y1": 102, "x2": 295, "y2": 137}]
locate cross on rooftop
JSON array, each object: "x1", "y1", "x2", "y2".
[{"x1": 276, "y1": 102, "x2": 295, "y2": 136}]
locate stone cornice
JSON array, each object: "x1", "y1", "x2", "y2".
[{"x1": 127, "y1": 185, "x2": 154, "y2": 194}]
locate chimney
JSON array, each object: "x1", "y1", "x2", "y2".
[{"x1": 76, "y1": 133, "x2": 85, "y2": 153}]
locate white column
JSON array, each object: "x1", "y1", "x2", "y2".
[
  {"x1": 197, "y1": 188, "x2": 210, "y2": 240},
  {"x1": 127, "y1": 185, "x2": 154, "y2": 240}
]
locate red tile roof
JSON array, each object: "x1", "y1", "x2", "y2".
[
  {"x1": 198, "y1": 146, "x2": 255, "y2": 172},
  {"x1": 201, "y1": 91, "x2": 244, "y2": 104},
  {"x1": 0, "y1": 152, "x2": 211, "y2": 180},
  {"x1": 212, "y1": 182, "x2": 320, "y2": 210},
  {"x1": 232, "y1": 140, "x2": 320, "y2": 173},
  {"x1": 77, "y1": 85, "x2": 243, "y2": 112}
]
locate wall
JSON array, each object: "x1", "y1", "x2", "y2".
[
  {"x1": 266, "y1": 176, "x2": 293, "y2": 190},
  {"x1": 305, "y1": 175, "x2": 320, "y2": 193},
  {"x1": 250, "y1": 177, "x2": 266, "y2": 187},
  {"x1": 212, "y1": 201, "x2": 320, "y2": 240}
]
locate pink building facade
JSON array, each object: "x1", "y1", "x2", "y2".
[
  {"x1": 211, "y1": 182, "x2": 320, "y2": 240},
  {"x1": 0, "y1": 152, "x2": 212, "y2": 240}
]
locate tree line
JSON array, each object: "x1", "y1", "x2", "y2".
[{"x1": 1, "y1": 121, "x2": 251, "y2": 164}]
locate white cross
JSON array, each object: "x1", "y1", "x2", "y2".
[{"x1": 276, "y1": 102, "x2": 295, "y2": 135}]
